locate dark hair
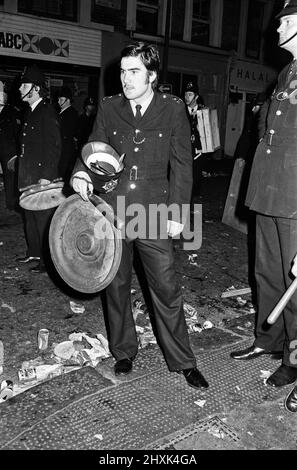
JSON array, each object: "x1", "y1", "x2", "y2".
[{"x1": 120, "y1": 42, "x2": 160, "y2": 89}]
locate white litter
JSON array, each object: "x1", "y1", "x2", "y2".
[
  {"x1": 69, "y1": 301, "x2": 85, "y2": 314},
  {"x1": 194, "y1": 399, "x2": 206, "y2": 408}
]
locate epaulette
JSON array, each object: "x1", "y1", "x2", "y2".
[
  {"x1": 102, "y1": 93, "x2": 123, "y2": 102},
  {"x1": 160, "y1": 93, "x2": 184, "y2": 105}
]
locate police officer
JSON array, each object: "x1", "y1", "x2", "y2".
[
  {"x1": 0, "y1": 81, "x2": 21, "y2": 210},
  {"x1": 57, "y1": 86, "x2": 79, "y2": 183},
  {"x1": 230, "y1": 0, "x2": 297, "y2": 388},
  {"x1": 71, "y1": 42, "x2": 209, "y2": 390},
  {"x1": 10, "y1": 64, "x2": 62, "y2": 273},
  {"x1": 183, "y1": 81, "x2": 205, "y2": 197}
]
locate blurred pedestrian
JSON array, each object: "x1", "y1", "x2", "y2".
[
  {"x1": 77, "y1": 96, "x2": 97, "y2": 150},
  {"x1": 183, "y1": 81, "x2": 205, "y2": 197},
  {"x1": 71, "y1": 41, "x2": 209, "y2": 390},
  {"x1": 230, "y1": 2, "x2": 297, "y2": 388},
  {"x1": 57, "y1": 86, "x2": 79, "y2": 184},
  {"x1": 0, "y1": 80, "x2": 21, "y2": 210},
  {"x1": 8, "y1": 64, "x2": 62, "y2": 274}
]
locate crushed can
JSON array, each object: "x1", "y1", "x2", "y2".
[{"x1": 38, "y1": 329, "x2": 49, "y2": 351}]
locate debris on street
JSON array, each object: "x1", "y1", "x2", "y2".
[
  {"x1": 0, "y1": 301, "x2": 16, "y2": 313},
  {"x1": 0, "y1": 379, "x2": 13, "y2": 402},
  {"x1": 221, "y1": 287, "x2": 252, "y2": 298},
  {"x1": 194, "y1": 399, "x2": 206, "y2": 408},
  {"x1": 69, "y1": 301, "x2": 85, "y2": 314}
]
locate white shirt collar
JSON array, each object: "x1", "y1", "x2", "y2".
[
  {"x1": 131, "y1": 92, "x2": 154, "y2": 116},
  {"x1": 60, "y1": 104, "x2": 71, "y2": 114},
  {"x1": 31, "y1": 97, "x2": 43, "y2": 111}
]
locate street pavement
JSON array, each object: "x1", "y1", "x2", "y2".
[{"x1": 0, "y1": 164, "x2": 296, "y2": 457}]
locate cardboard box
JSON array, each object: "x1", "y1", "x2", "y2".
[{"x1": 197, "y1": 108, "x2": 221, "y2": 153}]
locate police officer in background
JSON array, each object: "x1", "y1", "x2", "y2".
[
  {"x1": 8, "y1": 64, "x2": 62, "y2": 274},
  {"x1": 71, "y1": 42, "x2": 209, "y2": 390},
  {"x1": 183, "y1": 81, "x2": 205, "y2": 198},
  {"x1": 0, "y1": 80, "x2": 21, "y2": 210},
  {"x1": 77, "y1": 96, "x2": 97, "y2": 150},
  {"x1": 230, "y1": 0, "x2": 297, "y2": 388},
  {"x1": 57, "y1": 86, "x2": 79, "y2": 184}
]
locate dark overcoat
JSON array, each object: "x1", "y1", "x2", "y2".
[
  {"x1": 246, "y1": 62, "x2": 297, "y2": 218},
  {"x1": 0, "y1": 104, "x2": 21, "y2": 209},
  {"x1": 0, "y1": 104, "x2": 21, "y2": 165},
  {"x1": 18, "y1": 100, "x2": 62, "y2": 190},
  {"x1": 73, "y1": 92, "x2": 193, "y2": 230},
  {"x1": 58, "y1": 105, "x2": 79, "y2": 180}
]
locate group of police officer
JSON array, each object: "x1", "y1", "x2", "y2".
[{"x1": 1, "y1": 0, "x2": 297, "y2": 410}]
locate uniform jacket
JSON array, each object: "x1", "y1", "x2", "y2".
[
  {"x1": 77, "y1": 112, "x2": 96, "y2": 150},
  {"x1": 185, "y1": 102, "x2": 204, "y2": 155},
  {"x1": 246, "y1": 61, "x2": 297, "y2": 219},
  {"x1": 58, "y1": 105, "x2": 79, "y2": 180},
  {"x1": 0, "y1": 105, "x2": 21, "y2": 166},
  {"x1": 18, "y1": 100, "x2": 62, "y2": 190},
  {"x1": 73, "y1": 92, "x2": 193, "y2": 230}
]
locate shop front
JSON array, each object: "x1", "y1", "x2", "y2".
[
  {"x1": 0, "y1": 12, "x2": 102, "y2": 112},
  {"x1": 225, "y1": 59, "x2": 278, "y2": 157}
]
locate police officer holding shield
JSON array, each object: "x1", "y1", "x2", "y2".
[
  {"x1": 71, "y1": 42, "x2": 209, "y2": 389},
  {"x1": 230, "y1": 1, "x2": 297, "y2": 388}
]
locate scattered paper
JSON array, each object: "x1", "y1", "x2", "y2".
[
  {"x1": 194, "y1": 399, "x2": 206, "y2": 408},
  {"x1": 69, "y1": 301, "x2": 85, "y2": 314}
]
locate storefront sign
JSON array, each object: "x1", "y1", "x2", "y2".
[
  {"x1": 230, "y1": 61, "x2": 277, "y2": 92},
  {"x1": 0, "y1": 31, "x2": 69, "y2": 57}
]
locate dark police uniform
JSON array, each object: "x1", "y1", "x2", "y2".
[
  {"x1": 19, "y1": 100, "x2": 62, "y2": 261},
  {"x1": 0, "y1": 104, "x2": 21, "y2": 209},
  {"x1": 73, "y1": 91, "x2": 196, "y2": 371},
  {"x1": 245, "y1": 60, "x2": 297, "y2": 367},
  {"x1": 58, "y1": 105, "x2": 79, "y2": 183},
  {"x1": 185, "y1": 102, "x2": 205, "y2": 196}
]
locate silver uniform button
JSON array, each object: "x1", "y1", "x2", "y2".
[
  {"x1": 134, "y1": 147, "x2": 139, "y2": 152},
  {"x1": 266, "y1": 149, "x2": 271, "y2": 154},
  {"x1": 269, "y1": 129, "x2": 275, "y2": 134},
  {"x1": 276, "y1": 110, "x2": 282, "y2": 115},
  {"x1": 130, "y1": 183, "x2": 136, "y2": 190}
]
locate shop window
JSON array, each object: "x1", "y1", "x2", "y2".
[
  {"x1": 221, "y1": 0, "x2": 241, "y2": 51},
  {"x1": 91, "y1": 0, "x2": 127, "y2": 30},
  {"x1": 18, "y1": 0, "x2": 78, "y2": 22},
  {"x1": 136, "y1": 0, "x2": 160, "y2": 35},
  {"x1": 171, "y1": 0, "x2": 186, "y2": 41},
  {"x1": 245, "y1": 0, "x2": 265, "y2": 59},
  {"x1": 191, "y1": 0, "x2": 210, "y2": 46}
]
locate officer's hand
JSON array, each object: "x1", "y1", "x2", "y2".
[
  {"x1": 38, "y1": 178, "x2": 51, "y2": 185},
  {"x1": 167, "y1": 220, "x2": 184, "y2": 238},
  {"x1": 7, "y1": 155, "x2": 18, "y2": 171},
  {"x1": 291, "y1": 254, "x2": 297, "y2": 277},
  {"x1": 72, "y1": 171, "x2": 93, "y2": 201}
]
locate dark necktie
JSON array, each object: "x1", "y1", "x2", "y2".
[{"x1": 135, "y1": 104, "x2": 142, "y2": 121}]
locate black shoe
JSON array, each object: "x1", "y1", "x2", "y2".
[
  {"x1": 182, "y1": 367, "x2": 209, "y2": 389},
  {"x1": 267, "y1": 365, "x2": 297, "y2": 388},
  {"x1": 29, "y1": 263, "x2": 47, "y2": 274},
  {"x1": 230, "y1": 345, "x2": 266, "y2": 360},
  {"x1": 284, "y1": 385, "x2": 297, "y2": 413},
  {"x1": 114, "y1": 358, "x2": 133, "y2": 376},
  {"x1": 17, "y1": 256, "x2": 40, "y2": 263}
]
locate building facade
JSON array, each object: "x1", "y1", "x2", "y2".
[{"x1": 0, "y1": 0, "x2": 285, "y2": 155}]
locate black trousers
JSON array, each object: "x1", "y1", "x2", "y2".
[
  {"x1": 105, "y1": 237, "x2": 196, "y2": 371},
  {"x1": 254, "y1": 213, "x2": 297, "y2": 367},
  {"x1": 23, "y1": 207, "x2": 55, "y2": 263},
  {"x1": 1, "y1": 164, "x2": 18, "y2": 210}
]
